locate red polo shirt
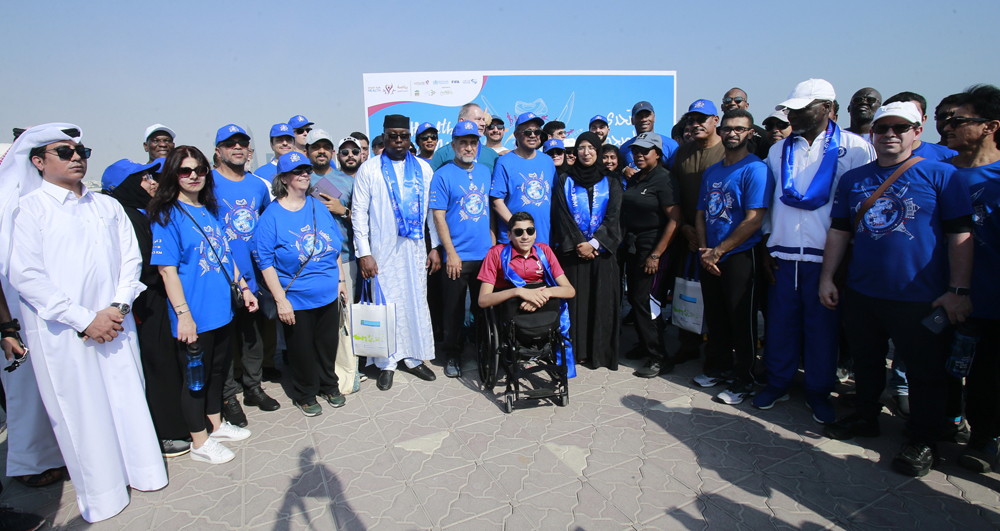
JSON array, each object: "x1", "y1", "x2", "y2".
[{"x1": 477, "y1": 243, "x2": 564, "y2": 290}]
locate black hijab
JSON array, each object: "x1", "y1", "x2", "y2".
[
  {"x1": 110, "y1": 172, "x2": 154, "y2": 211},
  {"x1": 565, "y1": 132, "x2": 610, "y2": 187}
]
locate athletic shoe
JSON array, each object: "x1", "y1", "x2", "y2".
[
  {"x1": 693, "y1": 371, "x2": 734, "y2": 388},
  {"x1": 824, "y1": 412, "x2": 880, "y2": 440},
  {"x1": 958, "y1": 437, "x2": 1000, "y2": 473},
  {"x1": 222, "y1": 397, "x2": 248, "y2": 428},
  {"x1": 161, "y1": 439, "x2": 191, "y2": 458},
  {"x1": 244, "y1": 386, "x2": 281, "y2": 412},
  {"x1": 751, "y1": 385, "x2": 789, "y2": 410},
  {"x1": 891, "y1": 442, "x2": 936, "y2": 477},
  {"x1": 296, "y1": 400, "x2": 322, "y2": 417},
  {"x1": 444, "y1": 357, "x2": 461, "y2": 378},
  {"x1": 190, "y1": 438, "x2": 235, "y2": 465},
  {"x1": 807, "y1": 394, "x2": 836, "y2": 424},
  {"x1": 0, "y1": 506, "x2": 45, "y2": 531},
  {"x1": 210, "y1": 421, "x2": 251, "y2": 442},
  {"x1": 714, "y1": 379, "x2": 755, "y2": 405},
  {"x1": 319, "y1": 392, "x2": 346, "y2": 408}
]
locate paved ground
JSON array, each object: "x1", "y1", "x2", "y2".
[{"x1": 1, "y1": 325, "x2": 999, "y2": 530}]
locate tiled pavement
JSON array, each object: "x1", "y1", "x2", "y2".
[{"x1": 2, "y1": 326, "x2": 999, "y2": 530}]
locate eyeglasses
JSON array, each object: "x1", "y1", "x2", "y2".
[
  {"x1": 520, "y1": 129, "x2": 542, "y2": 138},
  {"x1": 719, "y1": 126, "x2": 753, "y2": 135},
  {"x1": 290, "y1": 167, "x2": 313, "y2": 176},
  {"x1": 142, "y1": 172, "x2": 159, "y2": 183},
  {"x1": 487, "y1": 123, "x2": 505, "y2": 131},
  {"x1": 45, "y1": 145, "x2": 92, "y2": 160},
  {"x1": 722, "y1": 97, "x2": 746, "y2": 105},
  {"x1": 944, "y1": 116, "x2": 990, "y2": 129},
  {"x1": 871, "y1": 123, "x2": 917, "y2": 135},
  {"x1": 385, "y1": 132, "x2": 410, "y2": 141},
  {"x1": 219, "y1": 139, "x2": 250, "y2": 148},
  {"x1": 852, "y1": 96, "x2": 879, "y2": 105},
  {"x1": 177, "y1": 165, "x2": 210, "y2": 178},
  {"x1": 340, "y1": 148, "x2": 361, "y2": 156},
  {"x1": 511, "y1": 227, "x2": 536, "y2": 237},
  {"x1": 417, "y1": 134, "x2": 438, "y2": 142},
  {"x1": 294, "y1": 127, "x2": 312, "y2": 135},
  {"x1": 576, "y1": 144, "x2": 597, "y2": 153}
]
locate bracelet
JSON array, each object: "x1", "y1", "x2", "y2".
[
  {"x1": 174, "y1": 303, "x2": 188, "y2": 309},
  {"x1": 339, "y1": 280, "x2": 347, "y2": 283},
  {"x1": 176, "y1": 309, "x2": 190, "y2": 316},
  {"x1": 241, "y1": 286, "x2": 250, "y2": 292}
]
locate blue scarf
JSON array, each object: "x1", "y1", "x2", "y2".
[
  {"x1": 381, "y1": 152, "x2": 424, "y2": 239},
  {"x1": 564, "y1": 175, "x2": 610, "y2": 239},
  {"x1": 779, "y1": 120, "x2": 841, "y2": 211},
  {"x1": 500, "y1": 244, "x2": 576, "y2": 378}
]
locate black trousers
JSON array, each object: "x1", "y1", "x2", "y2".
[
  {"x1": 176, "y1": 324, "x2": 233, "y2": 433},
  {"x1": 624, "y1": 252, "x2": 663, "y2": 363},
  {"x1": 282, "y1": 301, "x2": 341, "y2": 404},
  {"x1": 844, "y1": 288, "x2": 950, "y2": 443},
  {"x1": 699, "y1": 247, "x2": 759, "y2": 382},
  {"x1": 440, "y1": 260, "x2": 483, "y2": 359},
  {"x1": 224, "y1": 306, "x2": 265, "y2": 399},
  {"x1": 966, "y1": 317, "x2": 1000, "y2": 440}
]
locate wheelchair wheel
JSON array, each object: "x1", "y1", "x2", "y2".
[
  {"x1": 476, "y1": 308, "x2": 500, "y2": 389},
  {"x1": 504, "y1": 393, "x2": 514, "y2": 414}
]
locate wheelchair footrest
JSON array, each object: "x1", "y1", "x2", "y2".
[{"x1": 522, "y1": 388, "x2": 558, "y2": 400}]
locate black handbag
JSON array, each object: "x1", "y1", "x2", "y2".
[{"x1": 177, "y1": 204, "x2": 244, "y2": 311}]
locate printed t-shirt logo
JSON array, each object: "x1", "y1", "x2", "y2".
[
  {"x1": 459, "y1": 182, "x2": 487, "y2": 222},
  {"x1": 223, "y1": 198, "x2": 258, "y2": 241},
  {"x1": 705, "y1": 181, "x2": 734, "y2": 224},
  {"x1": 856, "y1": 181, "x2": 918, "y2": 240},
  {"x1": 520, "y1": 172, "x2": 550, "y2": 206},
  {"x1": 197, "y1": 224, "x2": 228, "y2": 275}
]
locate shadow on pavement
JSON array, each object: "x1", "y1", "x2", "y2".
[{"x1": 273, "y1": 447, "x2": 363, "y2": 531}]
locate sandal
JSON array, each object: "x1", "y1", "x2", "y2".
[{"x1": 14, "y1": 467, "x2": 65, "y2": 488}]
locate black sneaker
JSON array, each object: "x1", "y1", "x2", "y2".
[
  {"x1": 244, "y1": 386, "x2": 281, "y2": 412},
  {"x1": 0, "y1": 506, "x2": 44, "y2": 531},
  {"x1": 824, "y1": 412, "x2": 880, "y2": 440},
  {"x1": 958, "y1": 437, "x2": 1000, "y2": 473},
  {"x1": 161, "y1": 439, "x2": 191, "y2": 458},
  {"x1": 222, "y1": 397, "x2": 248, "y2": 428},
  {"x1": 945, "y1": 419, "x2": 971, "y2": 445},
  {"x1": 892, "y1": 442, "x2": 937, "y2": 477}
]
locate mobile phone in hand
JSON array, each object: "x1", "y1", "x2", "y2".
[{"x1": 921, "y1": 306, "x2": 949, "y2": 334}]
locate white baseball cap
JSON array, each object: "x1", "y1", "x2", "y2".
[
  {"x1": 872, "y1": 102, "x2": 923, "y2": 125},
  {"x1": 305, "y1": 129, "x2": 334, "y2": 146},
  {"x1": 337, "y1": 137, "x2": 361, "y2": 151},
  {"x1": 144, "y1": 124, "x2": 175, "y2": 141},
  {"x1": 776, "y1": 79, "x2": 836, "y2": 111}
]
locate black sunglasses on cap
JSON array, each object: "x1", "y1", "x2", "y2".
[
  {"x1": 511, "y1": 227, "x2": 535, "y2": 237},
  {"x1": 45, "y1": 145, "x2": 92, "y2": 160}
]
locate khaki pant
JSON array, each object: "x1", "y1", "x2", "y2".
[{"x1": 335, "y1": 259, "x2": 360, "y2": 394}]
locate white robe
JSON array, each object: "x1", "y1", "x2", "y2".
[
  {"x1": 352, "y1": 155, "x2": 440, "y2": 369},
  {"x1": 9, "y1": 181, "x2": 167, "y2": 523},
  {"x1": 0, "y1": 275, "x2": 64, "y2": 477}
]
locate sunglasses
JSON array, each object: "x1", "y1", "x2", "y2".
[
  {"x1": 417, "y1": 134, "x2": 438, "y2": 142},
  {"x1": 520, "y1": 129, "x2": 542, "y2": 138},
  {"x1": 719, "y1": 126, "x2": 753, "y2": 135},
  {"x1": 385, "y1": 132, "x2": 410, "y2": 141},
  {"x1": 630, "y1": 146, "x2": 653, "y2": 155},
  {"x1": 934, "y1": 111, "x2": 955, "y2": 121},
  {"x1": 290, "y1": 167, "x2": 313, "y2": 176},
  {"x1": 871, "y1": 123, "x2": 917, "y2": 135},
  {"x1": 944, "y1": 116, "x2": 990, "y2": 129},
  {"x1": 722, "y1": 97, "x2": 746, "y2": 105},
  {"x1": 487, "y1": 123, "x2": 505, "y2": 130},
  {"x1": 852, "y1": 96, "x2": 879, "y2": 105},
  {"x1": 340, "y1": 148, "x2": 361, "y2": 156},
  {"x1": 511, "y1": 227, "x2": 536, "y2": 237},
  {"x1": 295, "y1": 127, "x2": 312, "y2": 135},
  {"x1": 45, "y1": 145, "x2": 92, "y2": 160},
  {"x1": 177, "y1": 165, "x2": 210, "y2": 178},
  {"x1": 219, "y1": 139, "x2": 250, "y2": 148},
  {"x1": 3, "y1": 348, "x2": 28, "y2": 373},
  {"x1": 765, "y1": 120, "x2": 789, "y2": 130}
]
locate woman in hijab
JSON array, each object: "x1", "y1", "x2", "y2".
[
  {"x1": 552, "y1": 132, "x2": 623, "y2": 370},
  {"x1": 102, "y1": 158, "x2": 192, "y2": 458}
]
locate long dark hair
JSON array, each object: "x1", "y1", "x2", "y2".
[{"x1": 147, "y1": 145, "x2": 219, "y2": 225}]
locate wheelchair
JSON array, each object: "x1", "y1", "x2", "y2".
[{"x1": 476, "y1": 297, "x2": 570, "y2": 413}]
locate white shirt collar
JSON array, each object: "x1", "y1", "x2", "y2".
[{"x1": 40, "y1": 178, "x2": 90, "y2": 204}]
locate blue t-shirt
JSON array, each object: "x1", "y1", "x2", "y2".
[
  {"x1": 311, "y1": 169, "x2": 356, "y2": 261},
  {"x1": 429, "y1": 161, "x2": 493, "y2": 262},
  {"x1": 697, "y1": 154, "x2": 774, "y2": 261},
  {"x1": 255, "y1": 160, "x2": 278, "y2": 181},
  {"x1": 832, "y1": 159, "x2": 973, "y2": 301},
  {"x1": 913, "y1": 141, "x2": 959, "y2": 162},
  {"x1": 213, "y1": 170, "x2": 271, "y2": 292},
  {"x1": 254, "y1": 196, "x2": 343, "y2": 311},
  {"x1": 490, "y1": 151, "x2": 557, "y2": 245},
  {"x1": 150, "y1": 204, "x2": 235, "y2": 336},
  {"x1": 954, "y1": 159, "x2": 1000, "y2": 319},
  {"x1": 620, "y1": 133, "x2": 679, "y2": 171},
  {"x1": 431, "y1": 142, "x2": 499, "y2": 173}
]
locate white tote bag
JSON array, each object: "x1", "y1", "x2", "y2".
[
  {"x1": 351, "y1": 276, "x2": 396, "y2": 358},
  {"x1": 671, "y1": 254, "x2": 706, "y2": 335}
]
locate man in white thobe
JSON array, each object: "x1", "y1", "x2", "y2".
[
  {"x1": 1, "y1": 124, "x2": 167, "y2": 523},
  {"x1": 353, "y1": 114, "x2": 442, "y2": 390}
]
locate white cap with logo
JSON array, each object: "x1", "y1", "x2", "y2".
[{"x1": 776, "y1": 79, "x2": 836, "y2": 111}]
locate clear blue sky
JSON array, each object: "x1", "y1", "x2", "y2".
[{"x1": 3, "y1": 0, "x2": 997, "y2": 176}]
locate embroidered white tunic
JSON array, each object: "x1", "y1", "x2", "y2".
[
  {"x1": 352, "y1": 156, "x2": 440, "y2": 368},
  {"x1": 9, "y1": 180, "x2": 167, "y2": 523}
]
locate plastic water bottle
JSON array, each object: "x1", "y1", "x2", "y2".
[
  {"x1": 946, "y1": 323, "x2": 980, "y2": 378},
  {"x1": 186, "y1": 342, "x2": 205, "y2": 391}
]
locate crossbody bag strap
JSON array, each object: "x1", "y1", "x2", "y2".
[
  {"x1": 177, "y1": 203, "x2": 236, "y2": 285},
  {"x1": 852, "y1": 156, "x2": 923, "y2": 233},
  {"x1": 284, "y1": 199, "x2": 318, "y2": 292}
]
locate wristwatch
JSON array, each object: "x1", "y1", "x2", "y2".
[
  {"x1": 111, "y1": 302, "x2": 131, "y2": 315},
  {"x1": 650, "y1": 254, "x2": 660, "y2": 260},
  {"x1": 948, "y1": 286, "x2": 970, "y2": 296}
]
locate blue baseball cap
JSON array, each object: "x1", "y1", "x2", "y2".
[
  {"x1": 515, "y1": 112, "x2": 544, "y2": 128},
  {"x1": 276, "y1": 151, "x2": 312, "y2": 174},
  {"x1": 416, "y1": 122, "x2": 437, "y2": 136},
  {"x1": 101, "y1": 158, "x2": 161, "y2": 192},
  {"x1": 287, "y1": 115, "x2": 313, "y2": 129},
  {"x1": 632, "y1": 101, "x2": 654, "y2": 116},
  {"x1": 589, "y1": 115, "x2": 609, "y2": 126},
  {"x1": 452, "y1": 120, "x2": 480, "y2": 138},
  {"x1": 216, "y1": 124, "x2": 250, "y2": 144},
  {"x1": 688, "y1": 99, "x2": 718, "y2": 116},
  {"x1": 542, "y1": 139, "x2": 564, "y2": 153},
  {"x1": 270, "y1": 123, "x2": 293, "y2": 138}
]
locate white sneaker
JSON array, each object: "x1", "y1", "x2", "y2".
[
  {"x1": 190, "y1": 438, "x2": 235, "y2": 464},
  {"x1": 210, "y1": 421, "x2": 251, "y2": 442}
]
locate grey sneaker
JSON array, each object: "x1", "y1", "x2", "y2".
[
  {"x1": 319, "y1": 392, "x2": 346, "y2": 408},
  {"x1": 296, "y1": 400, "x2": 322, "y2": 417},
  {"x1": 444, "y1": 358, "x2": 461, "y2": 378}
]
